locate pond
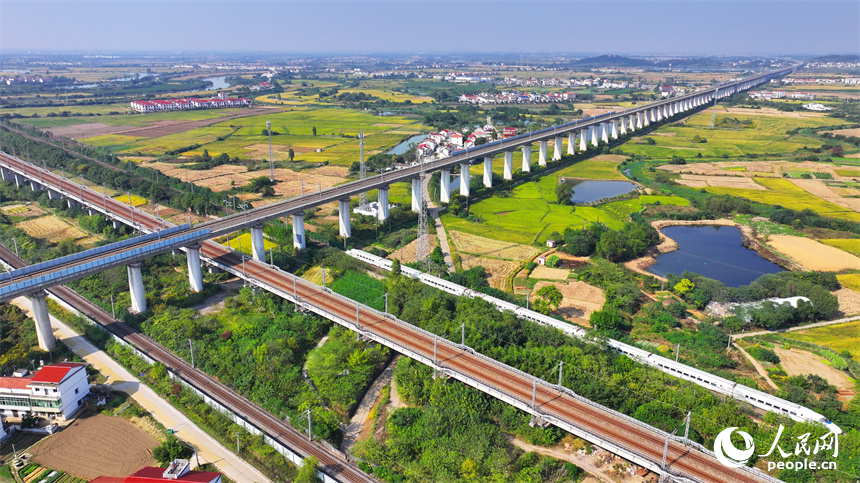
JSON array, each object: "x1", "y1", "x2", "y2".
[
  {"x1": 203, "y1": 76, "x2": 230, "y2": 90},
  {"x1": 564, "y1": 179, "x2": 638, "y2": 204},
  {"x1": 647, "y1": 225, "x2": 784, "y2": 287},
  {"x1": 387, "y1": 134, "x2": 426, "y2": 155}
]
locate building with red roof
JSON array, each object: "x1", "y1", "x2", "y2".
[
  {"x1": 90, "y1": 460, "x2": 221, "y2": 483},
  {"x1": 0, "y1": 362, "x2": 88, "y2": 421}
]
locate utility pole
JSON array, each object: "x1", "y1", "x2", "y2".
[
  {"x1": 676, "y1": 343, "x2": 680, "y2": 362},
  {"x1": 558, "y1": 361, "x2": 564, "y2": 387},
  {"x1": 304, "y1": 408, "x2": 312, "y2": 441},
  {"x1": 384, "y1": 292, "x2": 388, "y2": 314},
  {"x1": 659, "y1": 430, "x2": 677, "y2": 483},
  {"x1": 266, "y1": 120, "x2": 274, "y2": 182},
  {"x1": 682, "y1": 412, "x2": 691, "y2": 446},
  {"x1": 460, "y1": 323, "x2": 465, "y2": 345},
  {"x1": 188, "y1": 339, "x2": 195, "y2": 368},
  {"x1": 110, "y1": 294, "x2": 116, "y2": 318},
  {"x1": 358, "y1": 130, "x2": 367, "y2": 210},
  {"x1": 234, "y1": 432, "x2": 240, "y2": 454},
  {"x1": 12, "y1": 238, "x2": 18, "y2": 257}
]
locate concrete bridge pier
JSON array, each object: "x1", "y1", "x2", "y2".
[
  {"x1": 620, "y1": 116, "x2": 627, "y2": 135},
  {"x1": 14, "y1": 174, "x2": 24, "y2": 189},
  {"x1": 636, "y1": 112, "x2": 643, "y2": 129},
  {"x1": 292, "y1": 214, "x2": 306, "y2": 249},
  {"x1": 538, "y1": 140, "x2": 548, "y2": 166},
  {"x1": 590, "y1": 125, "x2": 599, "y2": 147},
  {"x1": 30, "y1": 180, "x2": 42, "y2": 191},
  {"x1": 579, "y1": 128, "x2": 587, "y2": 151},
  {"x1": 338, "y1": 199, "x2": 352, "y2": 237},
  {"x1": 411, "y1": 178, "x2": 421, "y2": 212},
  {"x1": 186, "y1": 243, "x2": 204, "y2": 292},
  {"x1": 48, "y1": 189, "x2": 60, "y2": 200},
  {"x1": 127, "y1": 262, "x2": 147, "y2": 314},
  {"x1": 66, "y1": 199, "x2": 78, "y2": 209},
  {"x1": 644, "y1": 110, "x2": 652, "y2": 126},
  {"x1": 0, "y1": 167, "x2": 9, "y2": 182},
  {"x1": 600, "y1": 123, "x2": 609, "y2": 144},
  {"x1": 610, "y1": 120, "x2": 619, "y2": 140},
  {"x1": 29, "y1": 290, "x2": 55, "y2": 351},
  {"x1": 378, "y1": 187, "x2": 390, "y2": 220},
  {"x1": 483, "y1": 157, "x2": 493, "y2": 187},
  {"x1": 440, "y1": 169, "x2": 451, "y2": 203},
  {"x1": 460, "y1": 163, "x2": 470, "y2": 197},
  {"x1": 503, "y1": 151, "x2": 513, "y2": 180},
  {"x1": 656, "y1": 106, "x2": 663, "y2": 121},
  {"x1": 552, "y1": 135, "x2": 562, "y2": 161},
  {"x1": 567, "y1": 132, "x2": 575, "y2": 155},
  {"x1": 521, "y1": 146, "x2": 531, "y2": 173},
  {"x1": 250, "y1": 225, "x2": 266, "y2": 262}
]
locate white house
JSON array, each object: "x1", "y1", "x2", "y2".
[
  {"x1": 449, "y1": 132, "x2": 463, "y2": 146},
  {"x1": 0, "y1": 362, "x2": 90, "y2": 421}
]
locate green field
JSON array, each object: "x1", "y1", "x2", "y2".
[
  {"x1": 788, "y1": 319, "x2": 860, "y2": 359},
  {"x1": 821, "y1": 239, "x2": 860, "y2": 256},
  {"x1": 619, "y1": 109, "x2": 832, "y2": 159},
  {"x1": 553, "y1": 156, "x2": 627, "y2": 180},
  {"x1": 705, "y1": 177, "x2": 860, "y2": 223}
]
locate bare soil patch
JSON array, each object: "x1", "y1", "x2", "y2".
[
  {"x1": 30, "y1": 412, "x2": 157, "y2": 478},
  {"x1": 789, "y1": 179, "x2": 860, "y2": 211},
  {"x1": 675, "y1": 174, "x2": 766, "y2": 189},
  {"x1": 532, "y1": 280, "x2": 604, "y2": 326},
  {"x1": 774, "y1": 348, "x2": 856, "y2": 396},
  {"x1": 590, "y1": 154, "x2": 628, "y2": 163},
  {"x1": 768, "y1": 235, "x2": 860, "y2": 271},
  {"x1": 243, "y1": 143, "x2": 316, "y2": 160},
  {"x1": 449, "y1": 231, "x2": 539, "y2": 260},
  {"x1": 820, "y1": 127, "x2": 860, "y2": 137}
]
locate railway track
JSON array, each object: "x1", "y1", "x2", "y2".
[{"x1": 0, "y1": 243, "x2": 379, "y2": 483}]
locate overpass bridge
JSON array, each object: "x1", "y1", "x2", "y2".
[{"x1": 0, "y1": 66, "x2": 797, "y2": 482}]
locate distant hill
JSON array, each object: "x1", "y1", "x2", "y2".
[
  {"x1": 810, "y1": 55, "x2": 860, "y2": 63},
  {"x1": 572, "y1": 55, "x2": 652, "y2": 68}
]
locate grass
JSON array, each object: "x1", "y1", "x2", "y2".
[
  {"x1": 705, "y1": 177, "x2": 860, "y2": 223},
  {"x1": 113, "y1": 193, "x2": 148, "y2": 207},
  {"x1": 788, "y1": 318, "x2": 860, "y2": 359},
  {"x1": 835, "y1": 169, "x2": 860, "y2": 177},
  {"x1": 329, "y1": 270, "x2": 386, "y2": 310},
  {"x1": 837, "y1": 273, "x2": 860, "y2": 293},
  {"x1": 222, "y1": 232, "x2": 278, "y2": 254},
  {"x1": 821, "y1": 239, "x2": 860, "y2": 256},
  {"x1": 553, "y1": 156, "x2": 627, "y2": 180}
]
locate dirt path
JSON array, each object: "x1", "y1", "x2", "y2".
[
  {"x1": 507, "y1": 436, "x2": 647, "y2": 483},
  {"x1": 430, "y1": 207, "x2": 455, "y2": 270},
  {"x1": 340, "y1": 357, "x2": 397, "y2": 453},
  {"x1": 193, "y1": 278, "x2": 244, "y2": 315},
  {"x1": 733, "y1": 314, "x2": 860, "y2": 339},
  {"x1": 733, "y1": 344, "x2": 779, "y2": 391}
]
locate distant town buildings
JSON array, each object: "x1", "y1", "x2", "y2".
[
  {"x1": 0, "y1": 362, "x2": 89, "y2": 421},
  {"x1": 749, "y1": 90, "x2": 786, "y2": 100},
  {"x1": 414, "y1": 125, "x2": 496, "y2": 159},
  {"x1": 0, "y1": 75, "x2": 51, "y2": 85},
  {"x1": 803, "y1": 103, "x2": 832, "y2": 111},
  {"x1": 131, "y1": 92, "x2": 252, "y2": 113}
]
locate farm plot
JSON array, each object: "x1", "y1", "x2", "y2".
[
  {"x1": 705, "y1": 178, "x2": 860, "y2": 222},
  {"x1": 222, "y1": 232, "x2": 278, "y2": 255},
  {"x1": 387, "y1": 235, "x2": 438, "y2": 264},
  {"x1": 675, "y1": 174, "x2": 767, "y2": 189},
  {"x1": 1, "y1": 203, "x2": 45, "y2": 218},
  {"x1": 112, "y1": 193, "x2": 148, "y2": 207},
  {"x1": 459, "y1": 253, "x2": 520, "y2": 290},
  {"x1": 530, "y1": 265, "x2": 570, "y2": 280},
  {"x1": 29, "y1": 413, "x2": 157, "y2": 478},
  {"x1": 773, "y1": 347, "x2": 855, "y2": 395},
  {"x1": 553, "y1": 155, "x2": 628, "y2": 180},
  {"x1": 16, "y1": 216, "x2": 90, "y2": 244},
  {"x1": 531, "y1": 280, "x2": 605, "y2": 326},
  {"x1": 789, "y1": 178, "x2": 860, "y2": 212},
  {"x1": 302, "y1": 265, "x2": 336, "y2": 286},
  {"x1": 789, "y1": 319, "x2": 860, "y2": 360},
  {"x1": 821, "y1": 239, "x2": 860, "y2": 256},
  {"x1": 448, "y1": 231, "x2": 540, "y2": 261},
  {"x1": 766, "y1": 235, "x2": 860, "y2": 271}
]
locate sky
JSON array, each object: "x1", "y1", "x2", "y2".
[{"x1": 0, "y1": 0, "x2": 858, "y2": 56}]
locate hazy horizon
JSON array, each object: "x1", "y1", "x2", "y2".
[{"x1": 1, "y1": 1, "x2": 857, "y2": 57}]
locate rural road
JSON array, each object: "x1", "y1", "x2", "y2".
[
  {"x1": 11, "y1": 297, "x2": 272, "y2": 483},
  {"x1": 731, "y1": 314, "x2": 860, "y2": 339},
  {"x1": 732, "y1": 343, "x2": 779, "y2": 391}
]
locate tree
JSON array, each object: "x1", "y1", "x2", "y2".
[
  {"x1": 546, "y1": 255, "x2": 561, "y2": 268},
  {"x1": 391, "y1": 258, "x2": 401, "y2": 277},
  {"x1": 152, "y1": 435, "x2": 193, "y2": 465},
  {"x1": 533, "y1": 285, "x2": 563, "y2": 315},
  {"x1": 295, "y1": 455, "x2": 321, "y2": 483},
  {"x1": 555, "y1": 181, "x2": 573, "y2": 205},
  {"x1": 261, "y1": 185, "x2": 275, "y2": 197},
  {"x1": 312, "y1": 127, "x2": 317, "y2": 136},
  {"x1": 288, "y1": 147, "x2": 295, "y2": 161},
  {"x1": 590, "y1": 306, "x2": 624, "y2": 332}
]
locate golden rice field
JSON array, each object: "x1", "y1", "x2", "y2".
[
  {"x1": 113, "y1": 193, "x2": 149, "y2": 207},
  {"x1": 222, "y1": 232, "x2": 278, "y2": 255}
]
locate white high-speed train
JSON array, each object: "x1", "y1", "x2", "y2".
[{"x1": 348, "y1": 249, "x2": 842, "y2": 435}]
